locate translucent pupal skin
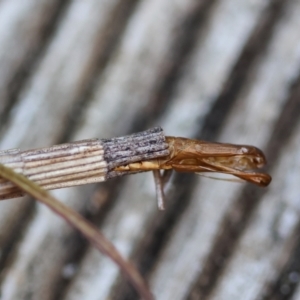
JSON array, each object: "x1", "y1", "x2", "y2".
[{"x1": 114, "y1": 136, "x2": 272, "y2": 187}]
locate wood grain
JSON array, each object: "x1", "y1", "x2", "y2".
[{"x1": 0, "y1": 0, "x2": 300, "y2": 299}]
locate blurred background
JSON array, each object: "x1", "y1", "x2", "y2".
[{"x1": 0, "y1": 0, "x2": 300, "y2": 299}]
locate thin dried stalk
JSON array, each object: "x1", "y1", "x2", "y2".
[
  {"x1": 0, "y1": 163, "x2": 154, "y2": 300},
  {"x1": 0, "y1": 127, "x2": 169, "y2": 200}
]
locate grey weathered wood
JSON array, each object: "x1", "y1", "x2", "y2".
[
  {"x1": 151, "y1": 1, "x2": 300, "y2": 299},
  {"x1": 0, "y1": 0, "x2": 300, "y2": 299},
  {"x1": 0, "y1": 0, "x2": 64, "y2": 120}
]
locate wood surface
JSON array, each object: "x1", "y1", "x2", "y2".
[{"x1": 0, "y1": 0, "x2": 300, "y2": 299}]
